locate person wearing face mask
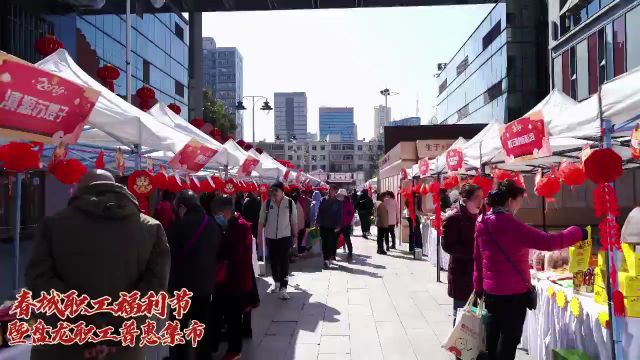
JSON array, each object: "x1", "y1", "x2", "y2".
[
  {"x1": 168, "y1": 190, "x2": 221, "y2": 360},
  {"x1": 442, "y1": 183, "x2": 483, "y2": 327},
  {"x1": 474, "y1": 179, "x2": 588, "y2": 360},
  {"x1": 209, "y1": 196, "x2": 260, "y2": 360}
]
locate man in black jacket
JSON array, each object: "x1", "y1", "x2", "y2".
[{"x1": 241, "y1": 190, "x2": 262, "y2": 240}]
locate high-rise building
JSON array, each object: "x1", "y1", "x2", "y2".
[
  {"x1": 388, "y1": 117, "x2": 421, "y2": 127},
  {"x1": 274, "y1": 92, "x2": 308, "y2": 141},
  {"x1": 548, "y1": 0, "x2": 640, "y2": 101},
  {"x1": 319, "y1": 107, "x2": 355, "y2": 142},
  {"x1": 435, "y1": 1, "x2": 548, "y2": 125},
  {"x1": 213, "y1": 47, "x2": 244, "y2": 139},
  {"x1": 373, "y1": 105, "x2": 391, "y2": 138},
  {"x1": 202, "y1": 37, "x2": 216, "y2": 97}
]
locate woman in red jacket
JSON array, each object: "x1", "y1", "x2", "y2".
[
  {"x1": 442, "y1": 183, "x2": 483, "y2": 326},
  {"x1": 474, "y1": 180, "x2": 586, "y2": 360}
]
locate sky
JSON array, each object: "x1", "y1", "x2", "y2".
[{"x1": 201, "y1": 5, "x2": 494, "y2": 142}]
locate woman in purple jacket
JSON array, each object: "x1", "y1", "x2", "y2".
[{"x1": 474, "y1": 179, "x2": 586, "y2": 360}]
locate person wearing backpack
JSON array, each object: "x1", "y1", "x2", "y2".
[
  {"x1": 258, "y1": 181, "x2": 298, "y2": 300},
  {"x1": 316, "y1": 184, "x2": 343, "y2": 269}
]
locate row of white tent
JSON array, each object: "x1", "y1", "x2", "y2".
[
  {"x1": 411, "y1": 64, "x2": 640, "y2": 177},
  {"x1": 31, "y1": 49, "x2": 321, "y2": 185}
]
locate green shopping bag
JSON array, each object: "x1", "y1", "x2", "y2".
[
  {"x1": 552, "y1": 349, "x2": 593, "y2": 360},
  {"x1": 307, "y1": 227, "x2": 321, "y2": 247}
]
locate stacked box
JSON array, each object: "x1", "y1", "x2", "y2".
[{"x1": 622, "y1": 243, "x2": 640, "y2": 275}]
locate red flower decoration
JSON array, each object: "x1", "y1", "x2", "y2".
[
  {"x1": 558, "y1": 161, "x2": 586, "y2": 187},
  {"x1": 97, "y1": 64, "x2": 120, "y2": 92},
  {"x1": 49, "y1": 159, "x2": 87, "y2": 185},
  {"x1": 584, "y1": 148, "x2": 622, "y2": 185},
  {"x1": 35, "y1": 35, "x2": 63, "y2": 57},
  {"x1": 167, "y1": 103, "x2": 181, "y2": 115},
  {"x1": 0, "y1": 142, "x2": 41, "y2": 172}
]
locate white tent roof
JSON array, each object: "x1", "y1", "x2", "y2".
[
  {"x1": 35, "y1": 49, "x2": 190, "y2": 153},
  {"x1": 211, "y1": 139, "x2": 256, "y2": 168}
]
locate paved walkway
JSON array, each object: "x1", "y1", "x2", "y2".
[{"x1": 223, "y1": 231, "x2": 530, "y2": 360}]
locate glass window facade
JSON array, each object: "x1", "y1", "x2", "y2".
[
  {"x1": 75, "y1": 13, "x2": 189, "y2": 116},
  {"x1": 319, "y1": 108, "x2": 355, "y2": 142},
  {"x1": 628, "y1": 6, "x2": 640, "y2": 71}
]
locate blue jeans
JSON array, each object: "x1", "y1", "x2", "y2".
[{"x1": 452, "y1": 298, "x2": 467, "y2": 326}]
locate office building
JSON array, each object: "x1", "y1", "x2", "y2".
[
  {"x1": 202, "y1": 36, "x2": 216, "y2": 95},
  {"x1": 213, "y1": 47, "x2": 244, "y2": 139},
  {"x1": 388, "y1": 117, "x2": 421, "y2": 127},
  {"x1": 435, "y1": 1, "x2": 549, "y2": 125},
  {"x1": 319, "y1": 107, "x2": 355, "y2": 142},
  {"x1": 274, "y1": 92, "x2": 308, "y2": 141},
  {"x1": 373, "y1": 105, "x2": 391, "y2": 138},
  {"x1": 548, "y1": 0, "x2": 640, "y2": 101}
]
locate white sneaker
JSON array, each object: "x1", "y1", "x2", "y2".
[
  {"x1": 270, "y1": 282, "x2": 280, "y2": 294},
  {"x1": 279, "y1": 288, "x2": 290, "y2": 300}
]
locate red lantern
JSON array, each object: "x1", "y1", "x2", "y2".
[
  {"x1": 97, "y1": 64, "x2": 120, "y2": 92},
  {"x1": 35, "y1": 35, "x2": 63, "y2": 57},
  {"x1": 199, "y1": 176, "x2": 215, "y2": 193},
  {"x1": 472, "y1": 175, "x2": 493, "y2": 195},
  {"x1": 419, "y1": 184, "x2": 428, "y2": 195},
  {"x1": 152, "y1": 171, "x2": 169, "y2": 190},
  {"x1": 243, "y1": 143, "x2": 254, "y2": 151},
  {"x1": 255, "y1": 147, "x2": 264, "y2": 154},
  {"x1": 0, "y1": 142, "x2": 41, "y2": 172},
  {"x1": 442, "y1": 176, "x2": 459, "y2": 190},
  {"x1": 190, "y1": 118, "x2": 205, "y2": 129},
  {"x1": 493, "y1": 169, "x2": 514, "y2": 183},
  {"x1": 558, "y1": 161, "x2": 586, "y2": 187},
  {"x1": 428, "y1": 181, "x2": 440, "y2": 195},
  {"x1": 136, "y1": 85, "x2": 156, "y2": 111},
  {"x1": 49, "y1": 159, "x2": 87, "y2": 185},
  {"x1": 584, "y1": 148, "x2": 623, "y2": 185},
  {"x1": 534, "y1": 172, "x2": 561, "y2": 200},
  {"x1": 128, "y1": 170, "x2": 154, "y2": 214},
  {"x1": 236, "y1": 140, "x2": 247, "y2": 148},
  {"x1": 167, "y1": 103, "x2": 181, "y2": 115},
  {"x1": 166, "y1": 175, "x2": 184, "y2": 193}
]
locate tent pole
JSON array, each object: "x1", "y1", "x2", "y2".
[
  {"x1": 125, "y1": 0, "x2": 131, "y2": 103},
  {"x1": 541, "y1": 197, "x2": 547, "y2": 232},
  {"x1": 12, "y1": 173, "x2": 23, "y2": 293}
]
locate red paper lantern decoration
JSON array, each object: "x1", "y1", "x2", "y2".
[
  {"x1": 428, "y1": 181, "x2": 440, "y2": 195},
  {"x1": 420, "y1": 184, "x2": 428, "y2": 195},
  {"x1": 535, "y1": 172, "x2": 561, "y2": 200},
  {"x1": 583, "y1": 148, "x2": 623, "y2": 185},
  {"x1": 128, "y1": 170, "x2": 154, "y2": 214},
  {"x1": 493, "y1": 169, "x2": 514, "y2": 183},
  {"x1": 97, "y1": 64, "x2": 120, "y2": 92},
  {"x1": 167, "y1": 103, "x2": 181, "y2": 115},
  {"x1": 0, "y1": 142, "x2": 41, "y2": 172},
  {"x1": 152, "y1": 171, "x2": 169, "y2": 190},
  {"x1": 255, "y1": 147, "x2": 264, "y2": 154},
  {"x1": 472, "y1": 175, "x2": 493, "y2": 195},
  {"x1": 243, "y1": 143, "x2": 254, "y2": 151},
  {"x1": 136, "y1": 85, "x2": 156, "y2": 111},
  {"x1": 166, "y1": 175, "x2": 184, "y2": 193},
  {"x1": 49, "y1": 159, "x2": 87, "y2": 185},
  {"x1": 558, "y1": 161, "x2": 586, "y2": 187},
  {"x1": 35, "y1": 35, "x2": 63, "y2": 57},
  {"x1": 212, "y1": 176, "x2": 225, "y2": 189},
  {"x1": 94, "y1": 150, "x2": 105, "y2": 170},
  {"x1": 442, "y1": 176, "x2": 460, "y2": 190},
  {"x1": 199, "y1": 177, "x2": 215, "y2": 193},
  {"x1": 190, "y1": 118, "x2": 205, "y2": 129},
  {"x1": 236, "y1": 140, "x2": 247, "y2": 148}
]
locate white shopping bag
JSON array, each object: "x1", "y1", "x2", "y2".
[
  {"x1": 443, "y1": 294, "x2": 485, "y2": 360},
  {"x1": 353, "y1": 213, "x2": 361, "y2": 227}
]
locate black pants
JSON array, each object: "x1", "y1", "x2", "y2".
[
  {"x1": 320, "y1": 226, "x2": 338, "y2": 261},
  {"x1": 209, "y1": 295, "x2": 245, "y2": 354},
  {"x1": 170, "y1": 295, "x2": 211, "y2": 360},
  {"x1": 376, "y1": 226, "x2": 388, "y2": 252},
  {"x1": 407, "y1": 218, "x2": 423, "y2": 251},
  {"x1": 266, "y1": 237, "x2": 291, "y2": 289},
  {"x1": 297, "y1": 228, "x2": 307, "y2": 254},
  {"x1": 385, "y1": 225, "x2": 396, "y2": 248},
  {"x1": 358, "y1": 211, "x2": 371, "y2": 234},
  {"x1": 341, "y1": 225, "x2": 353, "y2": 255},
  {"x1": 484, "y1": 292, "x2": 528, "y2": 360}
]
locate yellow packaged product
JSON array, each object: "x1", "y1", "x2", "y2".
[
  {"x1": 594, "y1": 284, "x2": 608, "y2": 305},
  {"x1": 618, "y1": 271, "x2": 640, "y2": 297},
  {"x1": 569, "y1": 229, "x2": 592, "y2": 273},
  {"x1": 594, "y1": 266, "x2": 606, "y2": 287},
  {"x1": 625, "y1": 296, "x2": 640, "y2": 318},
  {"x1": 622, "y1": 243, "x2": 640, "y2": 275}
]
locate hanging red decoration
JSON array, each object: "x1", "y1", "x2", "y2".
[
  {"x1": 400, "y1": 168, "x2": 408, "y2": 181},
  {"x1": 428, "y1": 181, "x2": 440, "y2": 195},
  {"x1": 0, "y1": 142, "x2": 41, "y2": 172},
  {"x1": 243, "y1": 143, "x2": 254, "y2": 151},
  {"x1": 190, "y1": 118, "x2": 205, "y2": 129},
  {"x1": 211, "y1": 176, "x2": 225, "y2": 190},
  {"x1": 136, "y1": 85, "x2": 156, "y2": 111},
  {"x1": 583, "y1": 148, "x2": 623, "y2": 185},
  {"x1": 255, "y1": 147, "x2": 264, "y2": 154},
  {"x1": 199, "y1": 176, "x2": 215, "y2": 193},
  {"x1": 152, "y1": 172, "x2": 168, "y2": 190},
  {"x1": 35, "y1": 35, "x2": 63, "y2": 57},
  {"x1": 472, "y1": 175, "x2": 493, "y2": 195},
  {"x1": 412, "y1": 183, "x2": 421, "y2": 193},
  {"x1": 442, "y1": 176, "x2": 459, "y2": 190},
  {"x1": 95, "y1": 150, "x2": 105, "y2": 170},
  {"x1": 96, "y1": 64, "x2": 120, "y2": 92},
  {"x1": 223, "y1": 178, "x2": 237, "y2": 195},
  {"x1": 493, "y1": 168, "x2": 515, "y2": 183},
  {"x1": 188, "y1": 176, "x2": 202, "y2": 193},
  {"x1": 127, "y1": 170, "x2": 154, "y2": 214},
  {"x1": 166, "y1": 175, "x2": 184, "y2": 193},
  {"x1": 49, "y1": 159, "x2": 87, "y2": 185},
  {"x1": 534, "y1": 170, "x2": 561, "y2": 201},
  {"x1": 236, "y1": 140, "x2": 247, "y2": 148},
  {"x1": 558, "y1": 161, "x2": 586, "y2": 187},
  {"x1": 419, "y1": 184, "x2": 428, "y2": 195},
  {"x1": 167, "y1": 103, "x2": 181, "y2": 115}
]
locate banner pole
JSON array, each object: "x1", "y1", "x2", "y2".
[{"x1": 12, "y1": 173, "x2": 23, "y2": 293}]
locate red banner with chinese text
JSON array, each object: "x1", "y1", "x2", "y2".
[
  {"x1": 418, "y1": 158, "x2": 429, "y2": 177},
  {"x1": 446, "y1": 148, "x2": 464, "y2": 172},
  {"x1": 499, "y1": 111, "x2": 551, "y2": 163},
  {"x1": 237, "y1": 156, "x2": 260, "y2": 176},
  {"x1": 0, "y1": 53, "x2": 99, "y2": 144},
  {"x1": 168, "y1": 139, "x2": 218, "y2": 173}
]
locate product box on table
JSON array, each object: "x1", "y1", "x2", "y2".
[
  {"x1": 622, "y1": 243, "x2": 640, "y2": 275},
  {"x1": 618, "y1": 271, "x2": 640, "y2": 297},
  {"x1": 625, "y1": 296, "x2": 640, "y2": 318}
]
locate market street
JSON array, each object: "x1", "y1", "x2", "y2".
[{"x1": 213, "y1": 231, "x2": 530, "y2": 360}]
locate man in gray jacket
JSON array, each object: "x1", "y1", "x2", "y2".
[{"x1": 316, "y1": 184, "x2": 343, "y2": 269}]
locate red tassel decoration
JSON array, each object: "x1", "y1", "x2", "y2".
[{"x1": 95, "y1": 150, "x2": 105, "y2": 170}]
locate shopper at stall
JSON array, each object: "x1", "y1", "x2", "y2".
[
  {"x1": 337, "y1": 188, "x2": 355, "y2": 261},
  {"x1": 209, "y1": 196, "x2": 260, "y2": 360},
  {"x1": 442, "y1": 183, "x2": 483, "y2": 326},
  {"x1": 316, "y1": 184, "x2": 343, "y2": 269},
  {"x1": 154, "y1": 190, "x2": 176, "y2": 233},
  {"x1": 241, "y1": 190, "x2": 262, "y2": 240},
  {"x1": 169, "y1": 190, "x2": 221, "y2": 360},
  {"x1": 357, "y1": 189, "x2": 375, "y2": 239},
  {"x1": 26, "y1": 169, "x2": 170, "y2": 360},
  {"x1": 383, "y1": 191, "x2": 400, "y2": 250},
  {"x1": 474, "y1": 179, "x2": 587, "y2": 360},
  {"x1": 375, "y1": 192, "x2": 389, "y2": 255},
  {"x1": 310, "y1": 190, "x2": 322, "y2": 226},
  {"x1": 258, "y1": 181, "x2": 298, "y2": 299},
  {"x1": 290, "y1": 190, "x2": 309, "y2": 254}
]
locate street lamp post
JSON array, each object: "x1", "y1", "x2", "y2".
[
  {"x1": 236, "y1": 95, "x2": 273, "y2": 142},
  {"x1": 379, "y1": 88, "x2": 399, "y2": 123}
]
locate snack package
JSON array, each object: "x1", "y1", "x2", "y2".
[{"x1": 569, "y1": 227, "x2": 592, "y2": 273}]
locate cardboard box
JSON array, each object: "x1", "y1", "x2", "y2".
[{"x1": 622, "y1": 243, "x2": 640, "y2": 275}]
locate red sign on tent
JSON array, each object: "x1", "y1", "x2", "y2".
[
  {"x1": 446, "y1": 148, "x2": 464, "y2": 172},
  {"x1": 418, "y1": 158, "x2": 429, "y2": 176},
  {"x1": 168, "y1": 139, "x2": 218, "y2": 173},
  {"x1": 0, "y1": 53, "x2": 99, "y2": 144},
  {"x1": 237, "y1": 156, "x2": 260, "y2": 176},
  {"x1": 499, "y1": 111, "x2": 551, "y2": 163}
]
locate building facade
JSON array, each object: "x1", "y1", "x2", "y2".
[
  {"x1": 388, "y1": 117, "x2": 421, "y2": 127},
  {"x1": 373, "y1": 105, "x2": 391, "y2": 139},
  {"x1": 274, "y1": 92, "x2": 308, "y2": 141},
  {"x1": 212, "y1": 47, "x2": 244, "y2": 138},
  {"x1": 548, "y1": 0, "x2": 640, "y2": 101},
  {"x1": 319, "y1": 107, "x2": 355, "y2": 142},
  {"x1": 202, "y1": 36, "x2": 216, "y2": 96},
  {"x1": 435, "y1": 0, "x2": 548, "y2": 125}
]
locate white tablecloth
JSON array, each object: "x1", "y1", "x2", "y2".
[
  {"x1": 0, "y1": 344, "x2": 30, "y2": 360},
  {"x1": 421, "y1": 222, "x2": 449, "y2": 270},
  {"x1": 523, "y1": 279, "x2": 640, "y2": 360}
]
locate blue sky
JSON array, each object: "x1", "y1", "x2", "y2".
[{"x1": 202, "y1": 5, "x2": 493, "y2": 141}]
